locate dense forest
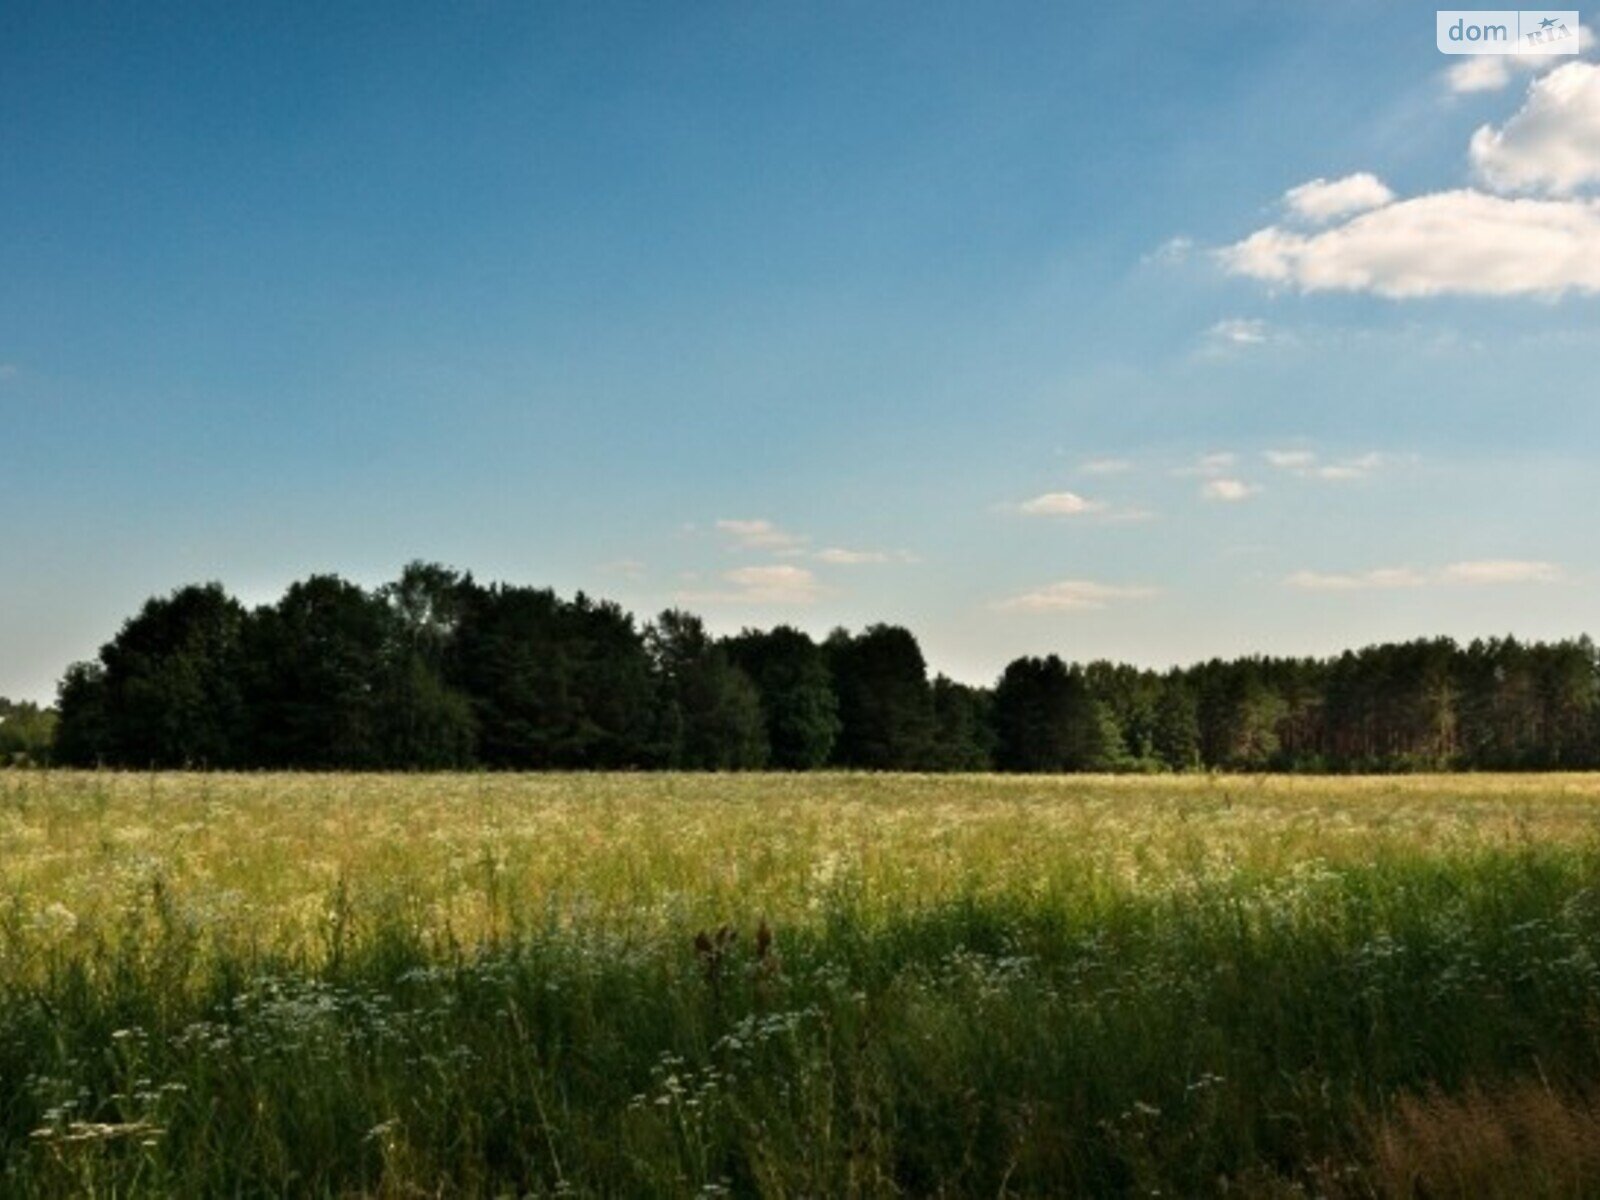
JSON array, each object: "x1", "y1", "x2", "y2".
[{"x1": 10, "y1": 562, "x2": 1600, "y2": 772}]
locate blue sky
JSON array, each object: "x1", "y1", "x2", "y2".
[{"x1": 4, "y1": 1, "x2": 1600, "y2": 701}]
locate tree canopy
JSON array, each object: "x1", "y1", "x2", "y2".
[{"x1": 35, "y1": 566, "x2": 1600, "y2": 774}]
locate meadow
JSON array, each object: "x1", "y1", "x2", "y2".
[{"x1": 3, "y1": 772, "x2": 1600, "y2": 1195}]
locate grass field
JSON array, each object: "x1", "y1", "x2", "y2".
[{"x1": 4, "y1": 772, "x2": 1600, "y2": 1195}]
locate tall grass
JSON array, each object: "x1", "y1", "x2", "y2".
[{"x1": 3, "y1": 771, "x2": 1600, "y2": 1194}]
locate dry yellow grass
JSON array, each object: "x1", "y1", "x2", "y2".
[{"x1": 3, "y1": 770, "x2": 1599, "y2": 970}]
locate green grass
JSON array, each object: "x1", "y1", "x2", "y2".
[{"x1": 4, "y1": 771, "x2": 1600, "y2": 1195}]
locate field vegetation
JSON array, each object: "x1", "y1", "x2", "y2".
[{"x1": 3, "y1": 771, "x2": 1600, "y2": 1195}]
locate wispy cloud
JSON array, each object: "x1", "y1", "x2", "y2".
[
  {"x1": 994, "y1": 579, "x2": 1157, "y2": 613},
  {"x1": 1262, "y1": 448, "x2": 1401, "y2": 481},
  {"x1": 715, "y1": 518, "x2": 808, "y2": 553},
  {"x1": 1263, "y1": 448, "x2": 1316, "y2": 470},
  {"x1": 1440, "y1": 558, "x2": 1565, "y2": 584},
  {"x1": 598, "y1": 558, "x2": 646, "y2": 580},
  {"x1": 1286, "y1": 560, "x2": 1565, "y2": 590},
  {"x1": 1284, "y1": 567, "x2": 1427, "y2": 591},
  {"x1": 1079, "y1": 457, "x2": 1132, "y2": 475},
  {"x1": 1200, "y1": 317, "x2": 1280, "y2": 357},
  {"x1": 814, "y1": 546, "x2": 918, "y2": 565},
  {"x1": 680, "y1": 563, "x2": 823, "y2": 606},
  {"x1": 1174, "y1": 451, "x2": 1238, "y2": 478},
  {"x1": 1144, "y1": 235, "x2": 1194, "y2": 265}
]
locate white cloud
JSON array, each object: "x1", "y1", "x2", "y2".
[
  {"x1": 1264, "y1": 449, "x2": 1317, "y2": 469},
  {"x1": 598, "y1": 558, "x2": 646, "y2": 579},
  {"x1": 715, "y1": 518, "x2": 807, "y2": 552},
  {"x1": 681, "y1": 563, "x2": 822, "y2": 606},
  {"x1": 1221, "y1": 188, "x2": 1600, "y2": 298},
  {"x1": 1440, "y1": 558, "x2": 1565, "y2": 584},
  {"x1": 1016, "y1": 490, "x2": 1108, "y2": 516},
  {"x1": 1201, "y1": 478, "x2": 1260, "y2": 502},
  {"x1": 1313, "y1": 451, "x2": 1387, "y2": 480},
  {"x1": 814, "y1": 546, "x2": 917, "y2": 565},
  {"x1": 1264, "y1": 448, "x2": 1398, "y2": 481},
  {"x1": 1207, "y1": 317, "x2": 1269, "y2": 346},
  {"x1": 994, "y1": 579, "x2": 1157, "y2": 613},
  {"x1": 1284, "y1": 173, "x2": 1395, "y2": 222},
  {"x1": 1445, "y1": 26, "x2": 1595, "y2": 93},
  {"x1": 1174, "y1": 451, "x2": 1238, "y2": 478},
  {"x1": 1471, "y1": 61, "x2": 1600, "y2": 193},
  {"x1": 1286, "y1": 560, "x2": 1563, "y2": 590},
  {"x1": 1225, "y1": 60, "x2": 1600, "y2": 299},
  {"x1": 1080, "y1": 457, "x2": 1132, "y2": 475},
  {"x1": 1145, "y1": 235, "x2": 1194, "y2": 264},
  {"x1": 1448, "y1": 56, "x2": 1519, "y2": 94},
  {"x1": 1099, "y1": 507, "x2": 1158, "y2": 524},
  {"x1": 1285, "y1": 567, "x2": 1428, "y2": 591}
]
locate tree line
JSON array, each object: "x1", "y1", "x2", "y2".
[{"x1": 21, "y1": 562, "x2": 1600, "y2": 772}]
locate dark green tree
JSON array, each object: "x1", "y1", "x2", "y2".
[
  {"x1": 725, "y1": 626, "x2": 840, "y2": 769},
  {"x1": 1151, "y1": 680, "x2": 1201, "y2": 771},
  {"x1": 648, "y1": 610, "x2": 768, "y2": 769},
  {"x1": 53, "y1": 663, "x2": 109, "y2": 766},
  {"x1": 825, "y1": 625, "x2": 935, "y2": 769},
  {"x1": 454, "y1": 585, "x2": 655, "y2": 768},
  {"x1": 994, "y1": 656, "x2": 1124, "y2": 772},
  {"x1": 928, "y1": 676, "x2": 996, "y2": 771},
  {"x1": 244, "y1": 575, "x2": 395, "y2": 768},
  {"x1": 56, "y1": 584, "x2": 250, "y2": 767},
  {"x1": 379, "y1": 562, "x2": 477, "y2": 767}
]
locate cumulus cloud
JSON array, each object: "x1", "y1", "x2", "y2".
[
  {"x1": 1201, "y1": 478, "x2": 1260, "y2": 502},
  {"x1": 1009, "y1": 489, "x2": 1153, "y2": 522},
  {"x1": 1448, "y1": 56, "x2": 1521, "y2": 94},
  {"x1": 681, "y1": 564, "x2": 822, "y2": 606},
  {"x1": 1224, "y1": 61, "x2": 1600, "y2": 299},
  {"x1": 715, "y1": 518, "x2": 807, "y2": 553},
  {"x1": 1221, "y1": 189, "x2": 1600, "y2": 297},
  {"x1": 1286, "y1": 560, "x2": 1564, "y2": 590},
  {"x1": 994, "y1": 579, "x2": 1157, "y2": 613},
  {"x1": 1444, "y1": 25, "x2": 1595, "y2": 93},
  {"x1": 1470, "y1": 61, "x2": 1600, "y2": 193},
  {"x1": 1016, "y1": 490, "x2": 1108, "y2": 517},
  {"x1": 1284, "y1": 173, "x2": 1396, "y2": 222}
]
